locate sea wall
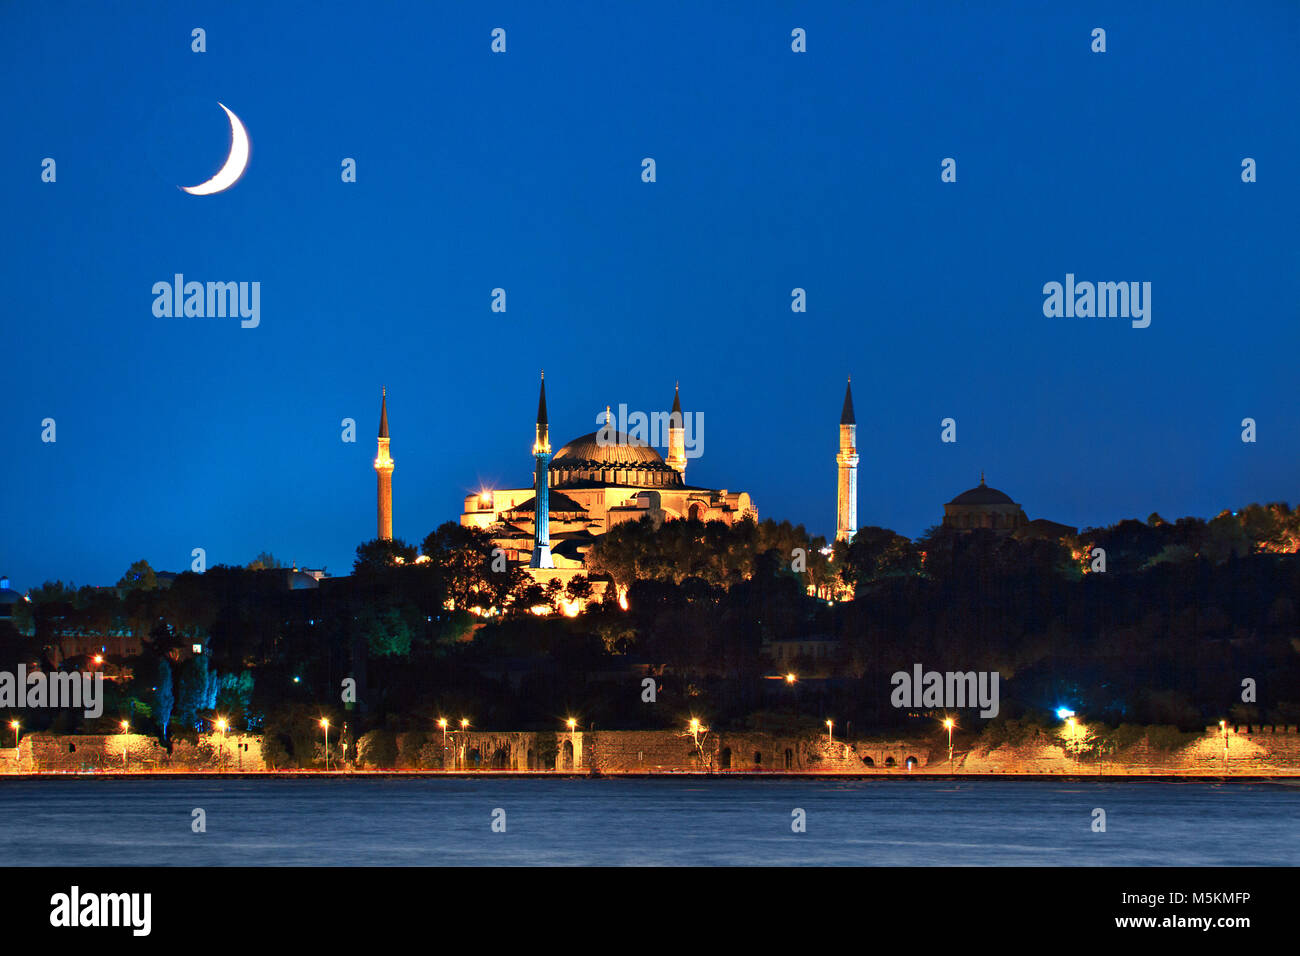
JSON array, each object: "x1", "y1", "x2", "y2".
[
  {"x1": 3, "y1": 733, "x2": 265, "y2": 772},
  {"x1": 1, "y1": 725, "x2": 1297, "y2": 773},
  {"x1": 954, "y1": 724, "x2": 1300, "y2": 774}
]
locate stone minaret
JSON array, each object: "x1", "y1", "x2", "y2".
[
  {"x1": 374, "y1": 388, "x2": 393, "y2": 540},
  {"x1": 666, "y1": 382, "x2": 687, "y2": 477},
  {"x1": 836, "y1": 377, "x2": 858, "y2": 542},
  {"x1": 529, "y1": 372, "x2": 554, "y2": 568}
]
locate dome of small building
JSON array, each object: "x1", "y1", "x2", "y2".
[
  {"x1": 942, "y1": 475, "x2": 1028, "y2": 532},
  {"x1": 0, "y1": 577, "x2": 23, "y2": 606},
  {"x1": 949, "y1": 478, "x2": 1016, "y2": 506}
]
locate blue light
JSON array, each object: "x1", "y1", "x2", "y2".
[{"x1": 1056, "y1": 707, "x2": 1075, "y2": 720}]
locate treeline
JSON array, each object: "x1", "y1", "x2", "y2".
[{"x1": 2, "y1": 506, "x2": 1297, "y2": 766}]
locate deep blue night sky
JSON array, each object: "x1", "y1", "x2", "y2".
[{"x1": 3, "y1": 1, "x2": 1297, "y2": 588}]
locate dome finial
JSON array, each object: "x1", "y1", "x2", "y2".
[
  {"x1": 605, "y1": 405, "x2": 612, "y2": 425},
  {"x1": 980, "y1": 471, "x2": 986, "y2": 486}
]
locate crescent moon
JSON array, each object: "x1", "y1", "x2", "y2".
[{"x1": 180, "y1": 102, "x2": 250, "y2": 195}]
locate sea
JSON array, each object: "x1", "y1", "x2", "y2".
[{"x1": 1, "y1": 777, "x2": 1295, "y2": 866}]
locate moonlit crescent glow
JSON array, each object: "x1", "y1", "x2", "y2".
[{"x1": 181, "y1": 102, "x2": 250, "y2": 195}]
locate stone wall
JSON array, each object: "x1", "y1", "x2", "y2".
[
  {"x1": 955, "y1": 724, "x2": 1300, "y2": 775},
  {"x1": 2, "y1": 725, "x2": 1297, "y2": 774},
  {"x1": 6, "y1": 733, "x2": 265, "y2": 772}
]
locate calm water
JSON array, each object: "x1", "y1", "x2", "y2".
[{"x1": 0, "y1": 778, "x2": 1295, "y2": 866}]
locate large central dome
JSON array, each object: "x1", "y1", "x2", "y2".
[{"x1": 553, "y1": 430, "x2": 667, "y2": 466}]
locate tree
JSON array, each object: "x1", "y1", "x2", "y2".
[
  {"x1": 117, "y1": 560, "x2": 157, "y2": 591},
  {"x1": 174, "y1": 655, "x2": 211, "y2": 735},
  {"x1": 839, "y1": 526, "x2": 920, "y2": 588},
  {"x1": 359, "y1": 606, "x2": 412, "y2": 657},
  {"x1": 155, "y1": 658, "x2": 174, "y2": 740},
  {"x1": 565, "y1": 574, "x2": 594, "y2": 601},
  {"x1": 247, "y1": 552, "x2": 283, "y2": 570},
  {"x1": 421, "y1": 522, "x2": 525, "y2": 612},
  {"x1": 353, "y1": 537, "x2": 417, "y2": 573}
]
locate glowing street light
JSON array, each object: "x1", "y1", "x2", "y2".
[
  {"x1": 943, "y1": 717, "x2": 955, "y2": 771},
  {"x1": 826, "y1": 719, "x2": 833, "y2": 747},
  {"x1": 459, "y1": 718, "x2": 469, "y2": 770},
  {"x1": 566, "y1": 717, "x2": 578, "y2": 770},
  {"x1": 8, "y1": 720, "x2": 18, "y2": 749},
  {"x1": 120, "y1": 720, "x2": 129, "y2": 769},
  {"x1": 437, "y1": 717, "x2": 448, "y2": 768},
  {"x1": 785, "y1": 673, "x2": 797, "y2": 684},
  {"x1": 320, "y1": 718, "x2": 330, "y2": 771}
]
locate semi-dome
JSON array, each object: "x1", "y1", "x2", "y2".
[{"x1": 553, "y1": 431, "x2": 668, "y2": 467}]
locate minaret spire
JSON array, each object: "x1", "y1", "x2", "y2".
[
  {"x1": 666, "y1": 382, "x2": 687, "y2": 477},
  {"x1": 835, "y1": 377, "x2": 858, "y2": 542},
  {"x1": 374, "y1": 388, "x2": 394, "y2": 540},
  {"x1": 530, "y1": 371, "x2": 554, "y2": 568}
]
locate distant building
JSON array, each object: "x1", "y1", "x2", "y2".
[
  {"x1": 0, "y1": 576, "x2": 24, "y2": 623},
  {"x1": 941, "y1": 475, "x2": 1075, "y2": 537}
]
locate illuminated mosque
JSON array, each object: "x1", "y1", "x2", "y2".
[
  {"x1": 461, "y1": 375, "x2": 755, "y2": 586},
  {"x1": 370, "y1": 375, "x2": 756, "y2": 589}
]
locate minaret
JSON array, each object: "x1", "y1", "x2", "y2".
[
  {"x1": 836, "y1": 377, "x2": 858, "y2": 542},
  {"x1": 666, "y1": 382, "x2": 687, "y2": 477},
  {"x1": 374, "y1": 388, "x2": 393, "y2": 540},
  {"x1": 529, "y1": 372, "x2": 554, "y2": 569}
]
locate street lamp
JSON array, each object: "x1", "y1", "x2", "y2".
[
  {"x1": 8, "y1": 720, "x2": 18, "y2": 749},
  {"x1": 437, "y1": 718, "x2": 448, "y2": 769},
  {"x1": 120, "y1": 720, "x2": 129, "y2": 769},
  {"x1": 215, "y1": 718, "x2": 229, "y2": 770},
  {"x1": 460, "y1": 718, "x2": 469, "y2": 770},
  {"x1": 785, "y1": 673, "x2": 797, "y2": 684},
  {"x1": 566, "y1": 717, "x2": 577, "y2": 770},
  {"x1": 826, "y1": 719, "x2": 833, "y2": 747},
  {"x1": 320, "y1": 718, "x2": 330, "y2": 771},
  {"x1": 943, "y1": 717, "x2": 955, "y2": 771}
]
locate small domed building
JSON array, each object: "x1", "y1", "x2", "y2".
[
  {"x1": 942, "y1": 475, "x2": 1076, "y2": 538},
  {"x1": 0, "y1": 576, "x2": 24, "y2": 623},
  {"x1": 942, "y1": 475, "x2": 1029, "y2": 532}
]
